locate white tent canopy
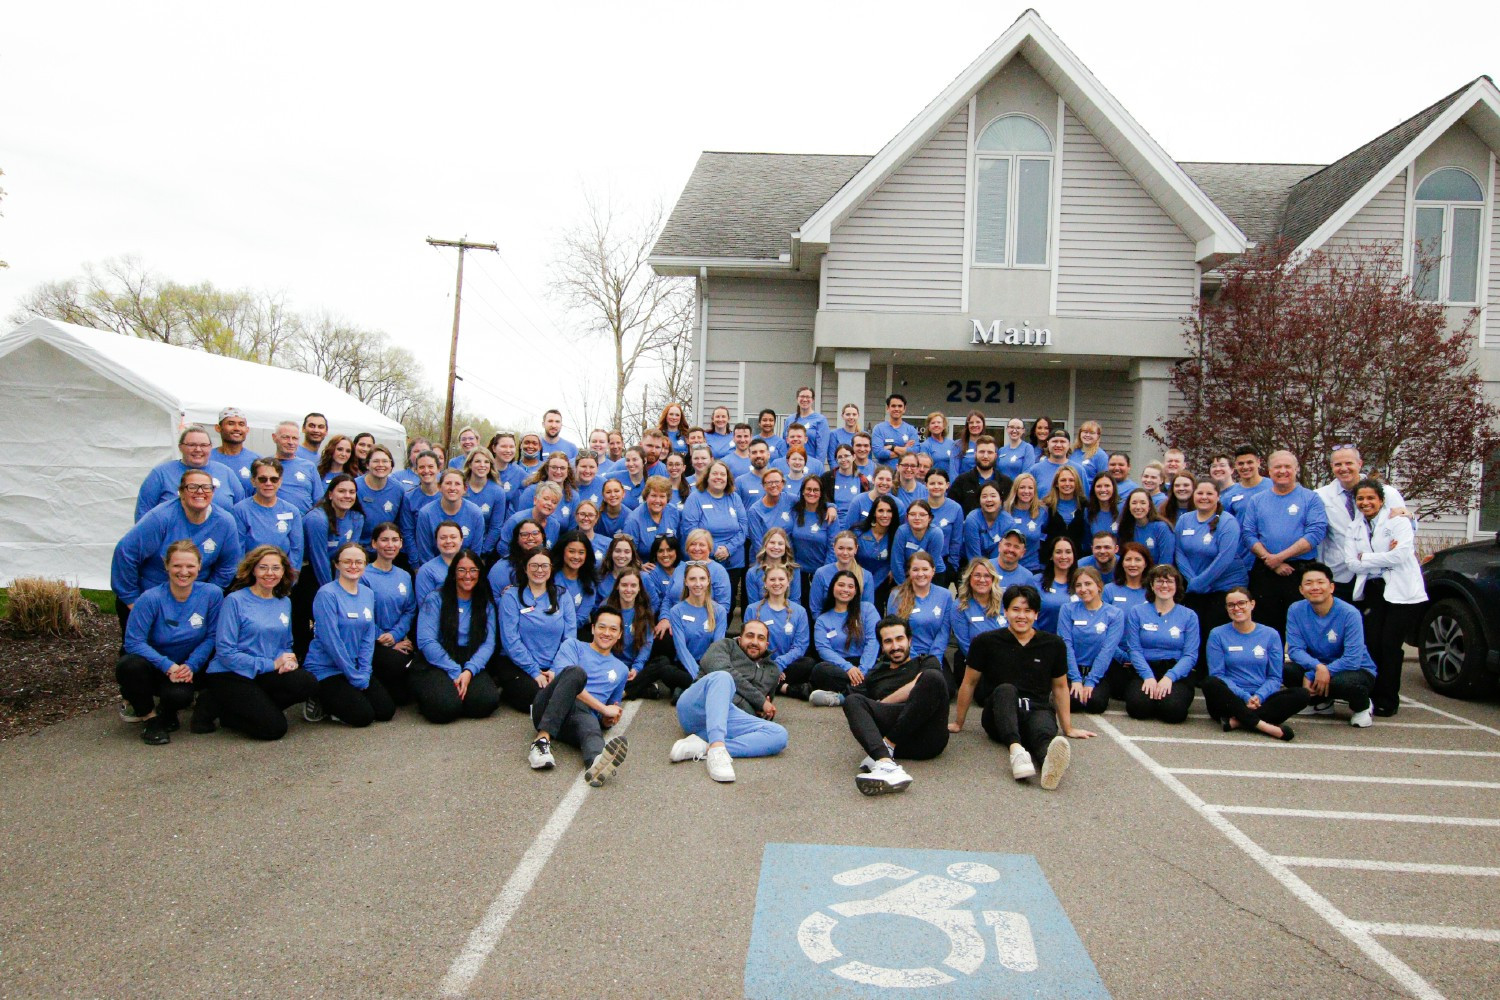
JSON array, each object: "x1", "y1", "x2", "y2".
[{"x1": 0, "y1": 318, "x2": 408, "y2": 589}]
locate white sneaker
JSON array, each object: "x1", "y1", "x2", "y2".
[
  {"x1": 855, "y1": 758, "x2": 913, "y2": 796},
  {"x1": 858, "y1": 755, "x2": 877, "y2": 772},
  {"x1": 585, "y1": 736, "x2": 628, "y2": 786},
  {"x1": 528, "y1": 736, "x2": 556, "y2": 770},
  {"x1": 1039, "y1": 736, "x2": 1071, "y2": 790},
  {"x1": 1350, "y1": 707, "x2": 1374, "y2": 728},
  {"x1": 669, "y1": 733, "x2": 710, "y2": 762},
  {"x1": 119, "y1": 700, "x2": 146, "y2": 723},
  {"x1": 302, "y1": 698, "x2": 325, "y2": 723},
  {"x1": 1010, "y1": 745, "x2": 1036, "y2": 781},
  {"x1": 705, "y1": 745, "x2": 736, "y2": 783},
  {"x1": 809, "y1": 690, "x2": 845, "y2": 707}
]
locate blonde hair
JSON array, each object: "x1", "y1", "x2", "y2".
[
  {"x1": 957, "y1": 558, "x2": 1003, "y2": 617},
  {"x1": 682, "y1": 561, "x2": 716, "y2": 632},
  {"x1": 755, "y1": 527, "x2": 800, "y2": 573},
  {"x1": 1072, "y1": 420, "x2": 1102, "y2": 458},
  {"x1": 1005, "y1": 473, "x2": 1043, "y2": 517}
]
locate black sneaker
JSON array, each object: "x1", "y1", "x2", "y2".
[
  {"x1": 158, "y1": 711, "x2": 181, "y2": 733},
  {"x1": 651, "y1": 680, "x2": 672, "y2": 701},
  {"x1": 141, "y1": 719, "x2": 171, "y2": 746},
  {"x1": 1373, "y1": 705, "x2": 1398, "y2": 718},
  {"x1": 190, "y1": 692, "x2": 218, "y2": 734}
]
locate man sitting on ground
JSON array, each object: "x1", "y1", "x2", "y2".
[
  {"x1": 669, "y1": 619, "x2": 788, "y2": 784},
  {"x1": 840, "y1": 615, "x2": 952, "y2": 796}
]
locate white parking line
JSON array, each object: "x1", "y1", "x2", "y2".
[
  {"x1": 1351, "y1": 921, "x2": 1500, "y2": 943},
  {"x1": 1206, "y1": 804, "x2": 1500, "y2": 827},
  {"x1": 1167, "y1": 768, "x2": 1500, "y2": 789},
  {"x1": 1274, "y1": 856, "x2": 1500, "y2": 877},
  {"x1": 1099, "y1": 710, "x2": 1469, "y2": 729},
  {"x1": 1399, "y1": 695, "x2": 1500, "y2": 738},
  {"x1": 1093, "y1": 715, "x2": 1447, "y2": 1000},
  {"x1": 1127, "y1": 736, "x2": 1500, "y2": 758},
  {"x1": 440, "y1": 701, "x2": 641, "y2": 998}
]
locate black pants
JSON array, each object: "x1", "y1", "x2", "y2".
[
  {"x1": 532, "y1": 665, "x2": 606, "y2": 766},
  {"x1": 114, "y1": 602, "x2": 132, "y2": 651},
  {"x1": 203, "y1": 669, "x2": 318, "y2": 741},
  {"x1": 726, "y1": 567, "x2": 747, "y2": 616},
  {"x1": 809, "y1": 660, "x2": 861, "y2": 694},
  {"x1": 1250, "y1": 560, "x2": 1309, "y2": 641},
  {"x1": 1182, "y1": 591, "x2": 1229, "y2": 679},
  {"x1": 980, "y1": 684, "x2": 1059, "y2": 765},
  {"x1": 778, "y1": 655, "x2": 819, "y2": 694},
  {"x1": 487, "y1": 654, "x2": 544, "y2": 713},
  {"x1": 842, "y1": 668, "x2": 950, "y2": 761},
  {"x1": 316, "y1": 675, "x2": 396, "y2": 728},
  {"x1": 1069, "y1": 679, "x2": 1111, "y2": 715},
  {"x1": 1358, "y1": 581, "x2": 1420, "y2": 713},
  {"x1": 409, "y1": 663, "x2": 501, "y2": 724},
  {"x1": 115, "y1": 654, "x2": 198, "y2": 720},
  {"x1": 291, "y1": 564, "x2": 319, "y2": 662},
  {"x1": 1202, "y1": 676, "x2": 1309, "y2": 730},
  {"x1": 623, "y1": 656, "x2": 694, "y2": 700},
  {"x1": 1282, "y1": 664, "x2": 1375, "y2": 713},
  {"x1": 371, "y1": 644, "x2": 415, "y2": 705},
  {"x1": 1123, "y1": 659, "x2": 1196, "y2": 723},
  {"x1": 873, "y1": 578, "x2": 895, "y2": 617}
]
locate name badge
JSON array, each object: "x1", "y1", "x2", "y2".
[
  {"x1": 682, "y1": 614, "x2": 696, "y2": 623},
  {"x1": 1113, "y1": 596, "x2": 1128, "y2": 603},
  {"x1": 1073, "y1": 619, "x2": 1088, "y2": 627},
  {"x1": 970, "y1": 616, "x2": 986, "y2": 623},
  {"x1": 520, "y1": 606, "x2": 534, "y2": 615},
  {"x1": 1142, "y1": 623, "x2": 1159, "y2": 632},
  {"x1": 702, "y1": 503, "x2": 714, "y2": 510},
  {"x1": 905, "y1": 542, "x2": 919, "y2": 550},
  {"x1": 1228, "y1": 645, "x2": 1243, "y2": 652},
  {"x1": 346, "y1": 611, "x2": 361, "y2": 619},
  {"x1": 1182, "y1": 529, "x2": 1195, "y2": 536},
  {"x1": 825, "y1": 630, "x2": 839, "y2": 638},
  {"x1": 275, "y1": 512, "x2": 294, "y2": 520}
]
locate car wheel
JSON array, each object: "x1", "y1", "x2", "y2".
[{"x1": 1419, "y1": 598, "x2": 1492, "y2": 699}]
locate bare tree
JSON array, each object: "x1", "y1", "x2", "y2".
[{"x1": 549, "y1": 193, "x2": 695, "y2": 430}]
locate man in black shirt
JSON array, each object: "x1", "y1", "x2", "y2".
[
  {"x1": 955, "y1": 585, "x2": 1095, "y2": 789},
  {"x1": 951, "y1": 435, "x2": 1014, "y2": 515},
  {"x1": 841, "y1": 616, "x2": 951, "y2": 796}
]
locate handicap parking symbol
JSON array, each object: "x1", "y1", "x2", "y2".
[{"x1": 746, "y1": 843, "x2": 1111, "y2": 999}]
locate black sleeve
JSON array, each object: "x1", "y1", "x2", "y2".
[{"x1": 1045, "y1": 635, "x2": 1069, "y2": 679}]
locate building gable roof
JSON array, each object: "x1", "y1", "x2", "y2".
[
  {"x1": 652, "y1": 152, "x2": 869, "y2": 267},
  {"x1": 1177, "y1": 162, "x2": 1324, "y2": 246},
  {"x1": 794, "y1": 9, "x2": 1246, "y2": 264},
  {"x1": 1289, "y1": 76, "x2": 1500, "y2": 254}
]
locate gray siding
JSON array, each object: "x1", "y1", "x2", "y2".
[
  {"x1": 1323, "y1": 172, "x2": 1407, "y2": 253},
  {"x1": 703, "y1": 278, "x2": 817, "y2": 363},
  {"x1": 1073, "y1": 370, "x2": 1135, "y2": 457},
  {"x1": 1488, "y1": 180, "x2": 1500, "y2": 350},
  {"x1": 700, "y1": 362, "x2": 740, "y2": 421},
  {"x1": 822, "y1": 108, "x2": 968, "y2": 312},
  {"x1": 1056, "y1": 109, "x2": 1198, "y2": 320},
  {"x1": 820, "y1": 364, "x2": 839, "y2": 420}
]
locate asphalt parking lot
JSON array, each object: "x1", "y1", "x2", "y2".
[{"x1": 1, "y1": 660, "x2": 1496, "y2": 1000}]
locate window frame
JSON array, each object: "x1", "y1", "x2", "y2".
[
  {"x1": 1411, "y1": 166, "x2": 1486, "y2": 306},
  {"x1": 971, "y1": 113, "x2": 1054, "y2": 271}
]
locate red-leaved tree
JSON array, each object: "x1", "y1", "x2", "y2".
[{"x1": 1151, "y1": 241, "x2": 1499, "y2": 520}]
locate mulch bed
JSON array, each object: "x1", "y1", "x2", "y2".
[{"x1": 0, "y1": 603, "x2": 120, "y2": 741}]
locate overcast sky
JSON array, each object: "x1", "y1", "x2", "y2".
[{"x1": 4, "y1": 1, "x2": 1498, "y2": 438}]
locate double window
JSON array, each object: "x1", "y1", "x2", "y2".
[
  {"x1": 1413, "y1": 167, "x2": 1484, "y2": 304},
  {"x1": 974, "y1": 114, "x2": 1052, "y2": 268}
]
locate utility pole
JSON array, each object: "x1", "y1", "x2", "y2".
[{"x1": 426, "y1": 236, "x2": 499, "y2": 456}]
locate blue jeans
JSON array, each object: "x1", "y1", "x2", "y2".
[{"x1": 675, "y1": 671, "x2": 787, "y2": 758}]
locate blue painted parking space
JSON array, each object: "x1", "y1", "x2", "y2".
[{"x1": 745, "y1": 842, "x2": 1111, "y2": 999}]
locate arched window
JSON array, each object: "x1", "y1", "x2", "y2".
[
  {"x1": 974, "y1": 114, "x2": 1053, "y2": 268},
  {"x1": 1414, "y1": 167, "x2": 1484, "y2": 303}
]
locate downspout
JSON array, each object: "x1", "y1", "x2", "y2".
[{"x1": 696, "y1": 266, "x2": 709, "y2": 422}]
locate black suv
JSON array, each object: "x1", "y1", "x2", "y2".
[{"x1": 1417, "y1": 538, "x2": 1500, "y2": 698}]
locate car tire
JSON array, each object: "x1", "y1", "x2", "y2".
[{"x1": 1418, "y1": 598, "x2": 1493, "y2": 699}]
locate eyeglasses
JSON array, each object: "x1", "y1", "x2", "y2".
[
  {"x1": 518, "y1": 529, "x2": 543, "y2": 539},
  {"x1": 1225, "y1": 600, "x2": 1252, "y2": 609},
  {"x1": 182, "y1": 484, "x2": 215, "y2": 494},
  {"x1": 254, "y1": 476, "x2": 281, "y2": 484}
]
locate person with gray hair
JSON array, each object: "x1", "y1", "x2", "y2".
[
  {"x1": 494, "y1": 481, "x2": 564, "y2": 559},
  {"x1": 134, "y1": 425, "x2": 244, "y2": 521},
  {"x1": 1316, "y1": 445, "x2": 1411, "y2": 601},
  {"x1": 270, "y1": 419, "x2": 325, "y2": 512}
]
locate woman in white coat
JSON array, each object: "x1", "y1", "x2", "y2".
[{"x1": 1349, "y1": 478, "x2": 1427, "y2": 717}]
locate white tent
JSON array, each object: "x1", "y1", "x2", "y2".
[{"x1": 0, "y1": 318, "x2": 408, "y2": 589}]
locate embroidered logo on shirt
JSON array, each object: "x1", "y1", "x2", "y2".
[
  {"x1": 279, "y1": 613, "x2": 290, "y2": 625},
  {"x1": 607, "y1": 668, "x2": 618, "y2": 683},
  {"x1": 1169, "y1": 625, "x2": 1181, "y2": 638},
  {"x1": 1253, "y1": 645, "x2": 1265, "y2": 658},
  {"x1": 276, "y1": 521, "x2": 288, "y2": 533},
  {"x1": 189, "y1": 613, "x2": 204, "y2": 629},
  {"x1": 1027, "y1": 520, "x2": 1037, "y2": 531},
  {"x1": 344, "y1": 529, "x2": 354, "y2": 540},
  {"x1": 295, "y1": 472, "x2": 307, "y2": 481},
  {"x1": 239, "y1": 467, "x2": 250, "y2": 477},
  {"x1": 480, "y1": 504, "x2": 490, "y2": 515},
  {"x1": 933, "y1": 605, "x2": 943, "y2": 616},
  {"x1": 784, "y1": 621, "x2": 795, "y2": 634},
  {"x1": 1327, "y1": 629, "x2": 1338, "y2": 642},
  {"x1": 1094, "y1": 621, "x2": 1107, "y2": 633},
  {"x1": 1288, "y1": 504, "x2": 1300, "y2": 514},
  {"x1": 1145, "y1": 538, "x2": 1156, "y2": 548},
  {"x1": 397, "y1": 583, "x2": 407, "y2": 594},
  {"x1": 203, "y1": 539, "x2": 216, "y2": 553},
  {"x1": 363, "y1": 607, "x2": 373, "y2": 620}
]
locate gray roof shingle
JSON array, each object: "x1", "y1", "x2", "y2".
[
  {"x1": 1278, "y1": 80, "x2": 1478, "y2": 249},
  {"x1": 652, "y1": 152, "x2": 870, "y2": 261},
  {"x1": 1177, "y1": 162, "x2": 1324, "y2": 245}
]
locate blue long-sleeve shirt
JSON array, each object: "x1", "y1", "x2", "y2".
[
  {"x1": 416, "y1": 592, "x2": 497, "y2": 680},
  {"x1": 302, "y1": 508, "x2": 364, "y2": 586},
  {"x1": 357, "y1": 478, "x2": 409, "y2": 542},
  {"x1": 890, "y1": 524, "x2": 946, "y2": 583},
  {"x1": 814, "y1": 605, "x2": 882, "y2": 670},
  {"x1": 788, "y1": 509, "x2": 833, "y2": 569},
  {"x1": 746, "y1": 494, "x2": 793, "y2": 556},
  {"x1": 495, "y1": 507, "x2": 564, "y2": 559},
  {"x1": 1242, "y1": 485, "x2": 1328, "y2": 558},
  {"x1": 122, "y1": 582, "x2": 222, "y2": 673},
  {"x1": 1026, "y1": 458, "x2": 1087, "y2": 500},
  {"x1": 951, "y1": 600, "x2": 1005, "y2": 655},
  {"x1": 926, "y1": 498, "x2": 965, "y2": 568},
  {"x1": 1125, "y1": 602, "x2": 1200, "y2": 681},
  {"x1": 679, "y1": 491, "x2": 749, "y2": 569},
  {"x1": 744, "y1": 564, "x2": 802, "y2": 605},
  {"x1": 413, "y1": 500, "x2": 486, "y2": 567},
  {"x1": 1174, "y1": 510, "x2": 1248, "y2": 593},
  {"x1": 745, "y1": 600, "x2": 811, "y2": 670},
  {"x1": 665, "y1": 560, "x2": 732, "y2": 607},
  {"x1": 624, "y1": 502, "x2": 681, "y2": 556},
  {"x1": 207, "y1": 589, "x2": 293, "y2": 679},
  {"x1": 829, "y1": 471, "x2": 867, "y2": 517},
  {"x1": 1060, "y1": 602, "x2": 1124, "y2": 685},
  {"x1": 611, "y1": 606, "x2": 654, "y2": 675},
  {"x1": 856, "y1": 529, "x2": 896, "y2": 589},
  {"x1": 554, "y1": 572, "x2": 599, "y2": 624},
  {"x1": 962, "y1": 509, "x2": 1006, "y2": 563},
  {"x1": 1122, "y1": 520, "x2": 1176, "y2": 567},
  {"x1": 993, "y1": 563, "x2": 1038, "y2": 592},
  {"x1": 1208, "y1": 623, "x2": 1284, "y2": 703},
  {"x1": 1285, "y1": 599, "x2": 1375, "y2": 675},
  {"x1": 1104, "y1": 582, "x2": 1148, "y2": 612},
  {"x1": 667, "y1": 600, "x2": 728, "y2": 678},
  {"x1": 996, "y1": 442, "x2": 1037, "y2": 474},
  {"x1": 111, "y1": 503, "x2": 242, "y2": 605},
  {"x1": 1004, "y1": 508, "x2": 1048, "y2": 572},
  {"x1": 275, "y1": 456, "x2": 325, "y2": 513},
  {"x1": 211, "y1": 447, "x2": 260, "y2": 488},
  {"x1": 885, "y1": 587, "x2": 955, "y2": 658},
  {"x1": 870, "y1": 420, "x2": 920, "y2": 463},
  {"x1": 786, "y1": 412, "x2": 829, "y2": 462},
  {"x1": 463, "y1": 480, "x2": 508, "y2": 542},
  {"x1": 841, "y1": 492, "x2": 908, "y2": 532},
  {"x1": 400, "y1": 488, "x2": 441, "y2": 549},
  {"x1": 135, "y1": 459, "x2": 243, "y2": 521},
  {"x1": 304, "y1": 582, "x2": 378, "y2": 687},
  {"x1": 231, "y1": 497, "x2": 305, "y2": 569},
  {"x1": 916, "y1": 438, "x2": 961, "y2": 479},
  {"x1": 809, "y1": 564, "x2": 876, "y2": 612},
  {"x1": 416, "y1": 556, "x2": 455, "y2": 606},
  {"x1": 497, "y1": 584, "x2": 577, "y2": 677},
  {"x1": 1037, "y1": 577, "x2": 1077, "y2": 634},
  {"x1": 361, "y1": 563, "x2": 415, "y2": 639}
]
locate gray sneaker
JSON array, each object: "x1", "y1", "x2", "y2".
[
  {"x1": 302, "y1": 698, "x2": 325, "y2": 723},
  {"x1": 119, "y1": 700, "x2": 146, "y2": 724},
  {"x1": 1039, "y1": 736, "x2": 1071, "y2": 790},
  {"x1": 585, "y1": 736, "x2": 628, "y2": 787},
  {"x1": 809, "y1": 689, "x2": 845, "y2": 707}
]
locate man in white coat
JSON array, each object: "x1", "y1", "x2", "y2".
[{"x1": 1316, "y1": 446, "x2": 1411, "y2": 602}]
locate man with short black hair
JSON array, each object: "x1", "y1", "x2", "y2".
[
  {"x1": 669, "y1": 619, "x2": 788, "y2": 784},
  {"x1": 298, "y1": 413, "x2": 328, "y2": 464},
  {"x1": 539, "y1": 408, "x2": 578, "y2": 461},
  {"x1": 723, "y1": 423, "x2": 755, "y2": 479},
  {"x1": 1223, "y1": 446, "x2": 1270, "y2": 518},
  {"x1": 1283, "y1": 562, "x2": 1377, "y2": 727},
  {"x1": 212, "y1": 407, "x2": 260, "y2": 485},
  {"x1": 871, "y1": 394, "x2": 920, "y2": 464},
  {"x1": 1078, "y1": 532, "x2": 1118, "y2": 577},
  {"x1": 839, "y1": 616, "x2": 950, "y2": 795}
]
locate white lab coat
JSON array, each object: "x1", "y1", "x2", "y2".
[{"x1": 1349, "y1": 507, "x2": 1426, "y2": 604}]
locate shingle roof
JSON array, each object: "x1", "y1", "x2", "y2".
[
  {"x1": 1177, "y1": 162, "x2": 1324, "y2": 245},
  {"x1": 652, "y1": 152, "x2": 870, "y2": 261},
  {"x1": 1278, "y1": 80, "x2": 1478, "y2": 249}
]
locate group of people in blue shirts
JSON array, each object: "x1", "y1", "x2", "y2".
[{"x1": 110, "y1": 396, "x2": 1423, "y2": 793}]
